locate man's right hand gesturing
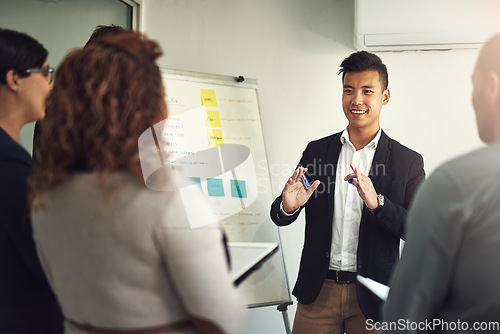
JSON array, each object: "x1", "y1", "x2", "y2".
[{"x1": 282, "y1": 166, "x2": 320, "y2": 214}]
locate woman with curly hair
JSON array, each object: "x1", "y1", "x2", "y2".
[
  {"x1": 30, "y1": 32, "x2": 245, "y2": 334},
  {"x1": 0, "y1": 28, "x2": 63, "y2": 334}
]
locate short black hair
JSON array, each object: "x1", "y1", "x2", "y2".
[
  {"x1": 84, "y1": 25, "x2": 128, "y2": 48},
  {"x1": 0, "y1": 29, "x2": 48, "y2": 84},
  {"x1": 339, "y1": 51, "x2": 388, "y2": 89}
]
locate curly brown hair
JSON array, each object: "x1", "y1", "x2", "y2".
[{"x1": 30, "y1": 32, "x2": 167, "y2": 208}]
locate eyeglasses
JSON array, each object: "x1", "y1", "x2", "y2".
[{"x1": 25, "y1": 67, "x2": 55, "y2": 84}]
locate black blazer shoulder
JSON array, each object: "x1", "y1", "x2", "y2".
[{"x1": 0, "y1": 128, "x2": 63, "y2": 332}]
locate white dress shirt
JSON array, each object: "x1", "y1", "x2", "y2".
[{"x1": 329, "y1": 128, "x2": 381, "y2": 272}]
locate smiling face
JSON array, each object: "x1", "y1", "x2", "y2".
[{"x1": 342, "y1": 70, "x2": 390, "y2": 134}]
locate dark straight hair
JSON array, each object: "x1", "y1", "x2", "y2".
[
  {"x1": 0, "y1": 28, "x2": 48, "y2": 84},
  {"x1": 84, "y1": 24, "x2": 128, "y2": 48},
  {"x1": 338, "y1": 51, "x2": 389, "y2": 89}
]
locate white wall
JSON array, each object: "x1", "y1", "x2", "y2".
[{"x1": 142, "y1": 0, "x2": 485, "y2": 333}]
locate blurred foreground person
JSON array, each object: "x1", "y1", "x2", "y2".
[
  {"x1": 383, "y1": 33, "x2": 500, "y2": 334},
  {"x1": 0, "y1": 28, "x2": 63, "y2": 334},
  {"x1": 30, "y1": 32, "x2": 245, "y2": 334}
]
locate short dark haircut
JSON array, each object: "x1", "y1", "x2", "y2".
[
  {"x1": 339, "y1": 51, "x2": 389, "y2": 89},
  {"x1": 84, "y1": 25, "x2": 129, "y2": 48},
  {"x1": 0, "y1": 29, "x2": 48, "y2": 84}
]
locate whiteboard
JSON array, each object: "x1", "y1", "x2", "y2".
[{"x1": 152, "y1": 69, "x2": 291, "y2": 307}]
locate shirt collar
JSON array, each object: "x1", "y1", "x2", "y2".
[{"x1": 340, "y1": 127, "x2": 382, "y2": 150}]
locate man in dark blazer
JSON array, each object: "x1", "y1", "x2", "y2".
[{"x1": 270, "y1": 51, "x2": 425, "y2": 333}]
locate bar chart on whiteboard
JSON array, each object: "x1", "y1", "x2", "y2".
[{"x1": 138, "y1": 69, "x2": 291, "y2": 306}]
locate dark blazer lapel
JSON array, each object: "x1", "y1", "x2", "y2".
[
  {"x1": 370, "y1": 130, "x2": 391, "y2": 190},
  {"x1": 361, "y1": 130, "x2": 392, "y2": 219},
  {"x1": 326, "y1": 132, "x2": 343, "y2": 224}
]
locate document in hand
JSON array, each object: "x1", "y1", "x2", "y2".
[{"x1": 357, "y1": 275, "x2": 390, "y2": 301}]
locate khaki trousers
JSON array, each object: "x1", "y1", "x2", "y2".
[{"x1": 292, "y1": 280, "x2": 380, "y2": 334}]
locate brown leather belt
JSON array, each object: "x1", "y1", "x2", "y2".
[
  {"x1": 67, "y1": 319, "x2": 192, "y2": 334},
  {"x1": 326, "y1": 270, "x2": 357, "y2": 283}
]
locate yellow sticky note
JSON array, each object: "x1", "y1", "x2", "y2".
[
  {"x1": 207, "y1": 129, "x2": 224, "y2": 146},
  {"x1": 201, "y1": 89, "x2": 218, "y2": 107},
  {"x1": 205, "y1": 110, "x2": 221, "y2": 128}
]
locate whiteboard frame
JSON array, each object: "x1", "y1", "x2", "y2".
[{"x1": 162, "y1": 68, "x2": 258, "y2": 89}]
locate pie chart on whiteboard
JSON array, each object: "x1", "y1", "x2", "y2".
[{"x1": 138, "y1": 108, "x2": 258, "y2": 224}]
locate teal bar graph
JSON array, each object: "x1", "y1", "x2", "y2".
[
  {"x1": 231, "y1": 180, "x2": 247, "y2": 198},
  {"x1": 207, "y1": 178, "x2": 224, "y2": 196}
]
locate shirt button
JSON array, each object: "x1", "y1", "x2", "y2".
[{"x1": 326, "y1": 252, "x2": 329, "y2": 258}]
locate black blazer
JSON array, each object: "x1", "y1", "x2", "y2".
[
  {"x1": 270, "y1": 130, "x2": 425, "y2": 321},
  {"x1": 0, "y1": 128, "x2": 63, "y2": 333}
]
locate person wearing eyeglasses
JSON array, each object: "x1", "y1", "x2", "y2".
[{"x1": 0, "y1": 28, "x2": 62, "y2": 334}]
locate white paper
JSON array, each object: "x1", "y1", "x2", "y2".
[{"x1": 357, "y1": 275, "x2": 390, "y2": 301}]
